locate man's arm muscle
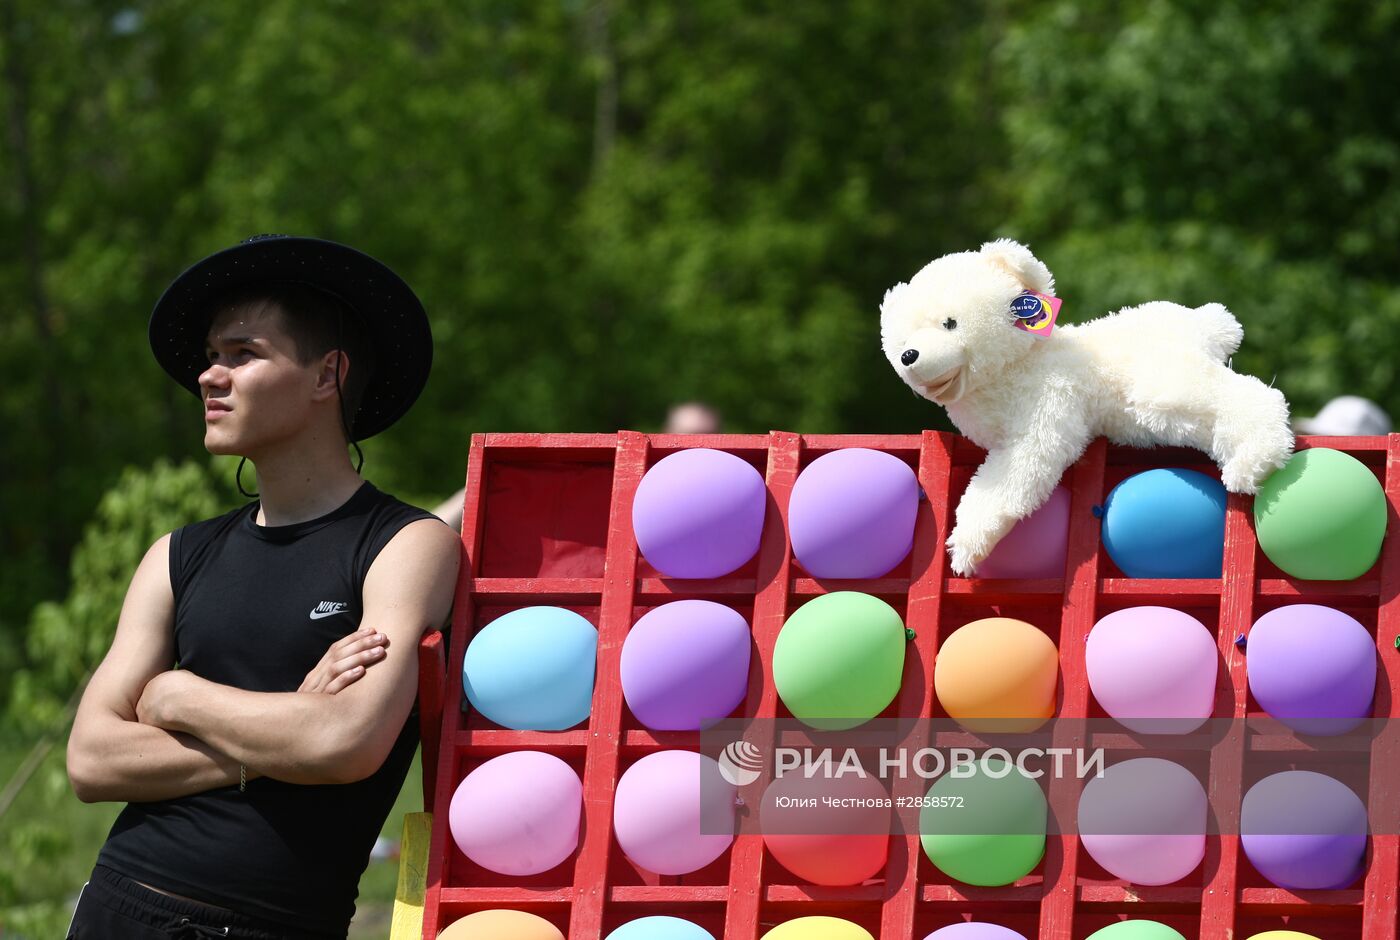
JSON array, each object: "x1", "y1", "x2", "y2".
[{"x1": 66, "y1": 535, "x2": 244, "y2": 803}]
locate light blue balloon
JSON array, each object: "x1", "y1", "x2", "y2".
[
  {"x1": 464, "y1": 606, "x2": 597, "y2": 729},
  {"x1": 605, "y1": 917, "x2": 716, "y2": 940},
  {"x1": 1101, "y1": 468, "x2": 1226, "y2": 578}
]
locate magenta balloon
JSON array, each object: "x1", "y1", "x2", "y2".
[
  {"x1": 1241, "y1": 771, "x2": 1368, "y2": 890},
  {"x1": 621, "y1": 601, "x2": 752, "y2": 730},
  {"x1": 633, "y1": 449, "x2": 767, "y2": 578},
  {"x1": 978, "y1": 485, "x2": 1071, "y2": 579},
  {"x1": 613, "y1": 751, "x2": 736, "y2": 875},
  {"x1": 923, "y1": 927, "x2": 1029, "y2": 940},
  {"x1": 1246, "y1": 604, "x2": 1376, "y2": 735},
  {"x1": 1085, "y1": 607, "x2": 1218, "y2": 734},
  {"x1": 1079, "y1": 759, "x2": 1206, "y2": 885},
  {"x1": 449, "y1": 751, "x2": 582, "y2": 875},
  {"x1": 788, "y1": 448, "x2": 918, "y2": 578}
]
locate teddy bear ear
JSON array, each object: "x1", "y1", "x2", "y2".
[{"x1": 979, "y1": 238, "x2": 1055, "y2": 295}]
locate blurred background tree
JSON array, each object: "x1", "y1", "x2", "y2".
[{"x1": 1, "y1": 0, "x2": 1397, "y2": 931}]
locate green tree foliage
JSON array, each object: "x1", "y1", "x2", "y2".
[
  {"x1": 3, "y1": 0, "x2": 1400, "y2": 749},
  {"x1": 9, "y1": 459, "x2": 220, "y2": 731},
  {"x1": 997, "y1": 0, "x2": 1400, "y2": 403}
]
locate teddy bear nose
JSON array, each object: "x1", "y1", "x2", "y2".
[{"x1": 900, "y1": 348, "x2": 919, "y2": 366}]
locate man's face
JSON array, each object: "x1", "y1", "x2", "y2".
[{"x1": 199, "y1": 304, "x2": 324, "y2": 457}]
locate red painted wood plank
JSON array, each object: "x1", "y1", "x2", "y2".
[
  {"x1": 1037, "y1": 437, "x2": 1107, "y2": 940},
  {"x1": 723, "y1": 431, "x2": 801, "y2": 940},
  {"x1": 416, "y1": 630, "x2": 446, "y2": 809},
  {"x1": 569, "y1": 432, "x2": 648, "y2": 940},
  {"x1": 423, "y1": 433, "x2": 488, "y2": 939},
  {"x1": 482, "y1": 432, "x2": 621, "y2": 449},
  {"x1": 1075, "y1": 885, "x2": 1202, "y2": 906},
  {"x1": 921, "y1": 884, "x2": 1045, "y2": 905},
  {"x1": 880, "y1": 431, "x2": 953, "y2": 940},
  {"x1": 1198, "y1": 490, "x2": 1257, "y2": 940},
  {"x1": 468, "y1": 577, "x2": 604, "y2": 597},
  {"x1": 1361, "y1": 434, "x2": 1400, "y2": 940}
]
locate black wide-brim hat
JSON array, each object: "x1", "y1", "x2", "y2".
[{"x1": 149, "y1": 234, "x2": 432, "y2": 442}]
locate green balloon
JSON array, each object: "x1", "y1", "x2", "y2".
[
  {"x1": 1084, "y1": 922, "x2": 1188, "y2": 940},
  {"x1": 772, "y1": 591, "x2": 905, "y2": 730},
  {"x1": 1254, "y1": 448, "x2": 1386, "y2": 580},
  {"x1": 920, "y1": 758, "x2": 1046, "y2": 886}
]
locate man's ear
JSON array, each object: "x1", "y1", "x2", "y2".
[
  {"x1": 980, "y1": 238, "x2": 1055, "y2": 295},
  {"x1": 312, "y1": 350, "x2": 350, "y2": 402}
]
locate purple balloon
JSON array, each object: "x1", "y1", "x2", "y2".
[
  {"x1": 1086, "y1": 607, "x2": 1218, "y2": 734},
  {"x1": 1247, "y1": 604, "x2": 1376, "y2": 735},
  {"x1": 449, "y1": 751, "x2": 582, "y2": 876},
  {"x1": 1241, "y1": 771, "x2": 1368, "y2": 890},
  {"x1": 613, "y1": 751, "x2": 736, "y2": 875},
  {"x1": 1078, "y1": 759, "x2": 1206, "y2": 885},
  {"x1": 978, "y1": 485, "x2": 1071, "y2": 579},
  {"x1": 788, "y1": 448, "x2": 918, "y2": 578},
  {"x1": 923, "y1": 926, "x2": 1029, "y2": 940},
  {"x1": 621, "y1": 601, "x2": 752, "y2": 730},
  {"x1": 633, "y1": 449, "x2": 767, "y2": 578}
]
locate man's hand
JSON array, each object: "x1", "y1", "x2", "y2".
[
  {"x1": 298, "y1": 626, "x2": 389, "y2": 694},
  {"x1": 134, "y1": 669, "x2": 189, "y2": 728}
]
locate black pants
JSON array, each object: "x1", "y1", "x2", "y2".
[{"x1": 67, "y1": 865, "x2": 340, "y2": 940}]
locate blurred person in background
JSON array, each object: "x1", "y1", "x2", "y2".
[{"x1": 1294, "y1": 395, "x2": 1392, "y2": 437}]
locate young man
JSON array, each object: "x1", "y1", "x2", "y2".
[{"x1": 65, "y1": 235, "x2": 461, "y2": 939}]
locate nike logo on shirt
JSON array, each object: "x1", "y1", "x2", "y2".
[{"x1": 309, "y1": 601, "x2": 349, "y2": 620}]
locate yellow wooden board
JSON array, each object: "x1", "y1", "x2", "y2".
[{"x1": 390, "y1": 811, "x2": 432, "y2": 940}]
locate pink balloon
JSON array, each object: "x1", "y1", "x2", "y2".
[
  {"x1": 449, "y1": 752, "x2": 582, "y2": 876},
  {"x1": 1079, "y1": 759, "x2": 1207, "y2": 885},
  {"x1": 1086, "y1": 606, "x2": 1217, "y2": 733},
  {"x1": 923, "y1": 927, "x2": 1029, "y2": 940},
  {"x1": 977, "y1": 486, "x2": 1071, "y2": 579},
  {"x1": 613, "y1": 751, "x2": 736, "y2": 875}
]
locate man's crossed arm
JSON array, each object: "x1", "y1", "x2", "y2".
[{"x1": 67, "y1": 519, "x2": 460, "y2": 802}]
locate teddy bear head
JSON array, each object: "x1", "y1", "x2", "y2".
[{"x1": 880, "y1": 239, "x2": 1056, "y2": 406}]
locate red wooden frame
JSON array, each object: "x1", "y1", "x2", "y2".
[{"x1": 413, "y1": 431, "x2": 1399, "y2": 939}]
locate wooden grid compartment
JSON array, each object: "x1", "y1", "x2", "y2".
[{"x1": 415, "y1": 431, "x2": 1400, "y2": 940}]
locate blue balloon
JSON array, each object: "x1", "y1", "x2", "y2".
[
  {"x1": 606, "y1": 917, "x2": 716, "y2": 940},
  {"x1": 1101, "y1": 469, "x2": 1226, "y2": 578},
  {"x1": 464, "y1": 606, "x2": 597, "y2": 729}
]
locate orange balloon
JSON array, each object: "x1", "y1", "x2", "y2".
[
  {"x1": 439, "y1": 909, "x2": 566, "y2": 940},
  {"x1": 934, "y1": 618, "x2": 1058, "y2": 732}
]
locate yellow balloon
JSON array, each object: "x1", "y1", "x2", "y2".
[
  {"x1": 763, "y1": 916, "x2": 875, "y2": 940},
  {"x1": 1243, "y1": 934, "x2": 1322, "y2": 940},
  {"x1": 934, "y1": 617, "x2": 1058, "y2": 732},
  {"x1": 439, "y1": 909, "x2": 566, "y2": 940}
]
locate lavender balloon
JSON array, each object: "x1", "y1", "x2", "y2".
[
  {"x1": 621, "y1": 601, "x2": 751, "y2": 730},
  {"x1": 1086, "y1": 607, "x2": 1217, "y2": 734},
  {"x1": 923, "y1": 926, "x2": 1029, "y2": 940},
  {"x1": 1247, "y1": 604, "x2": 1376, "y2": 735},
  {"x1": 788, "y1": 448, "x2": 918, "y2": 578},
  {"x1": 449, "y1": 752, "x2": 582, "y2": 876},
  {"x1": 633, "y1": 449, "x2": 767, "y2": 578},
  {"x1": 1241, "y1": 771, "x2": 1368, "y2": 890},
  {"x1": 978, "y1": 485, "x2": 1071, "y2": 579}
]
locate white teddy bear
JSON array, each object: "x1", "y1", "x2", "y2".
[{"x1": 880, "y1": 238, "x2": 1293, "y2": 576}]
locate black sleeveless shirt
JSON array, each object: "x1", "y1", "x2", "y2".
[{"x1": 97, "y1": 482, "x2": 436, "y2": 937}]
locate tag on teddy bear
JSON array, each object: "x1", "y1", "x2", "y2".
[{"x1": 1009, "y1": 290, "x2": 1061, "y2": 338}]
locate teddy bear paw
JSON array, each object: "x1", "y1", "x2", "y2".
[
  {"x1": 946, "y1": 533, "x2": 984, "y2": 577},
  {"x1": 1219, "y1": 459, "x2": 1262, "y2": 495}
]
